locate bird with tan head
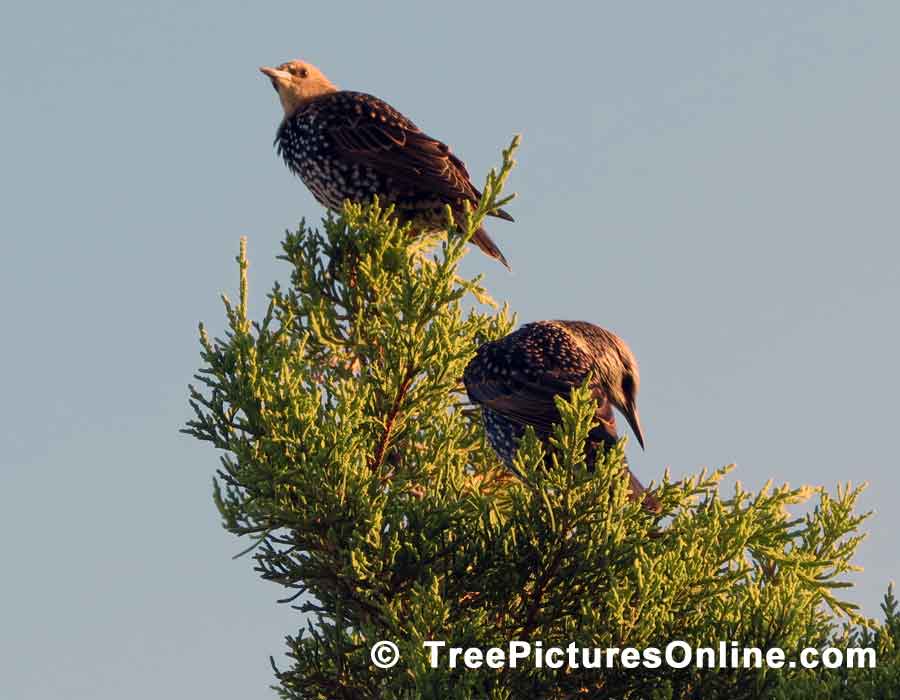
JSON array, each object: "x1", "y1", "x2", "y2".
[{"x1": 260, "y1": 59, "x2": 513, "y2": 267}]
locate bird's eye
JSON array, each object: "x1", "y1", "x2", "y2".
[{"x1": 299, "y1": 68, "x2": 309, "y2": 78}]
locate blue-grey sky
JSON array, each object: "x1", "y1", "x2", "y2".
[{"x1": 2, "y1": 2, "x2": 897, "y2": 697}]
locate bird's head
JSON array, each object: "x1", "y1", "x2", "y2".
[
  {"x1": 565, "y1": 321, "x2": 646, "y2": 450},
  {"x1": 614, "y1": 350, "x2": 644, "y2": 450},
  {"x1": 259, "y1": 60, "x2": 338, "y2": 117}
]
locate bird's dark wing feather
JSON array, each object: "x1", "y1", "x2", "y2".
[
  {"x1": 465, "y1": 365, "x2": 618, "y2": 441},
  {"x1": 327, "y1": 92, "x2": 511, "y2": 219},
  {"x1": 465, "y1": 369, "x2": 572, "y2": 435}
]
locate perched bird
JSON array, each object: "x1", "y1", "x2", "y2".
[
  {"x1": 464, "y1": 321, "x2": 658, "y2": 510},
  {"x1": 260, "y1": 60, "x2": 513, "y2": 267}
]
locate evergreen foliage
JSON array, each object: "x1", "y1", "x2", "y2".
[{"x1": 185, "y1": 139, "x2": 898, "y2": 698}]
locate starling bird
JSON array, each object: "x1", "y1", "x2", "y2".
[
  {"x1": 260, "y1": 60, "x2": 513, "y2": 268},
  {"x1": 464, "y1": 321, "x2": 658, "y2": 510}
]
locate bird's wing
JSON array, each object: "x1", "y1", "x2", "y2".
[
  {"x1": 465, "y1": 364, "x2": 617, "y2": 440},
  {"x1": 326, "y1": 92, "x2": 487, "y2": 209}
]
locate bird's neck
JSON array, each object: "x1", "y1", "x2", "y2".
[{"x1": 280, "y1": 87, "x2": 338, "y2": 119}]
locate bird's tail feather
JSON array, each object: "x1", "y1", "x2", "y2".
[
  {"x1": 471, "y1": 227, "x2": 511, "y2": 270},
  {"x1": 587, "y1": 441, "x2": 660, "y2": 513},
  {"x1": 490, "y1": 207, "x2": 515, "y2": 223},
  {"x1": 627, "y1": 469, "x2": 660, "y2": 513}
]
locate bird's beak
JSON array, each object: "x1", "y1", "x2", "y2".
[
  {"x1": 259, "y1": 66, "x2": 289, "y2": 89},
  {"x1": 624, "y1": 399, "x2": 645, "y2": 450}
]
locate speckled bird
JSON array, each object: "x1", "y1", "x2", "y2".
[
  {"x1": 464, "y1": 321, "x2": 658, "y2": 510},
  {"x1": 260, "y1": 60, "x2": 512, "y2": 268}
]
